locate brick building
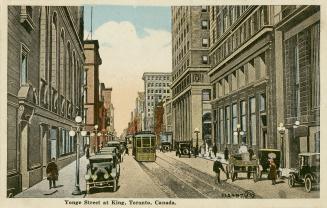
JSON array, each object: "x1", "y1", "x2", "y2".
[
  {"x1": 7, "y1": 6, "x2": 84, "y2": 196},
  {"x1": 83, "y1": 40, "x2": 102, "y2": 152},
  {"x1": 171, "y1": 6, "x2": 212, "y2": 149}
]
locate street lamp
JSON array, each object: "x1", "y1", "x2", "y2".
[
  {"x1": 233, "y1": 124, "x2": 245, "y2": 144},
  {"x1": 70, "y1": 116, "x2": 87, "y2": 195},
  {"x1": 91, "y1": 124, "x2": 99, "y2": 153},
  {"x1": 97, "y1": 132, "x2": 102, "y2": 150},
  {"x1": 194, "y1": 128, "x2": 200, "y2": 157},
  {"x1": 277, "y1": 123, "x2": 286, "y2": 168}
]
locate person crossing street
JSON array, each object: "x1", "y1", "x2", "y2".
[{"x1": 213, "y1": 157, "x2": 226, "y2": 184}]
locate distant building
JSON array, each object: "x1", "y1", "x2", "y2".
[
  {"x1": 83, "y1": 40, "x2": 102, "y2": 152},
  {"x1": 135, "y1": 91, "x2": 145, "y2": 132},
  {"x1": 142, "y1": 72, "x2": 172, "y2": 132},
  {"x1": 7, "y1": 6, "x2": 84, "y2": 196},
  {"x1": 171, "y1": 6, "x2": 212, "y2": 149},
  {"x1": 99, "y1": 84, "x2": 115, "y2": 142}
]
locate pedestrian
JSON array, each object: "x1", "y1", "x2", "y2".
[
  {"x1": 93, "y1": 145, "x2": 96, "y2": 154},
  {"x1": 212, "y1": 143, "x2": 217, "y2": 158},
  {"x1": 46, "y1": 157, "x2": 58, "y2": 189},
  {"x1": 269, "y1": 158, "x2": 277, "y2": 185},
  {"x1": 224, "y1": 146, "x2": 229, "y2": 160},
  {"x1": 125, "y1": 144, "x2": 129, "y2": 155},
  {"x1": 85, "y1": 145, "x2": 90, "y2": 159},
  {"x1": 213, "y1": 157, "x2": 226, "y2": 184}
]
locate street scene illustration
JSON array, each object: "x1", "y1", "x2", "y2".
[{"x1": 7, "y1": 5, "x2": 320, "y2": 199}]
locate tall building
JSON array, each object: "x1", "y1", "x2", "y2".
[
  {"x1": 209, "y1": 6, "x2": 276, "y2": 153},
  {"x1": 83, "y1": 40, "x2": 102, "y2": 152},
  {"x1": 98, "y1": 83, "x2": 115, "y2": 142},
  {"x1": 274, "y1": 5, "x2": 320, "y2": 168},
  {"x1": 171, "y1": 6, "x2": 212, "y2": 149},
  {"x1": 101, "y1": 86, "x2": 115, "y2": 141},
  {"x1": 135, "y1": 91, "x2": 145, "y2": 131},
  {"x1": 142, "y1": 72, "x2": 172, "y2": 132},
  {"x1": 7, "y1": 6, "x2": 85, "y2": 196}
]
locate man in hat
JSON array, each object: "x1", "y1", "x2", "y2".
[
  {"x1": 213, "y1": 157, "x2": 226, "y2": 184},
  {"x1": 46, "y1": 157, "x2": 58, "y2": 189},
  {"x1": 269, "y1": 158, "x2": 277, "y2": 185}
]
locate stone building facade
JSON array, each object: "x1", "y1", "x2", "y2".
[
  {"x1": 83, "y1": 40, "x2": 102, "y2": 152},
  {"x1": 274, "y1": 5, "x2": 320, "y2": 168},
  {"x1": 171, "y1": 6, "x2": 212, "y2": 149},
  {"x1": 208, "y1": 6, "x2": 277, "y2": 154},
  {"x1": 7, "y1": 6, "x2": 84, "y2": 196},
  {"x1": 142, "y1": 72, "x2": 172, "y2": 132}
]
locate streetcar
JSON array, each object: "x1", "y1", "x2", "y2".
[{"x1": 132, "y1": 131, "x2": 156, "y2": 162}]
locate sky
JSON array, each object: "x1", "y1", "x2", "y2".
[{"x1": 83, "y1": 5, "x2": 172, "y2": 136}]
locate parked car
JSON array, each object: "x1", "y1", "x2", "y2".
[
  {"x1": 288, "y1": 153, "x2": 320, "y2": 192},
  {"x1": 106, "y1": 141, "x2": 122, "y2": 161},
  {"x1": 85, "y1": 154, "x2": 120, "y2": 194},
  {"x1": 176, "y1": 141, "x2": 192, "y2": 158}
]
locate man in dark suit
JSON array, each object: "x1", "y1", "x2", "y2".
[
  {"x1": 46, "y1": 157, "x2": 58, "y2": 189},
  {"x1": 213, "y1": 157, "x2": 226, "y2": 184}
]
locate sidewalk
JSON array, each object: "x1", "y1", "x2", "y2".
[
  {"x1": 164, "y1": 151, "x2": 319, "y2": 198},
  {"x1": 15, "y1": 155, "x2": 89, "y2": 198}
]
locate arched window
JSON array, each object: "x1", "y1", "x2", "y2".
[
  {"x1": 51, "y1": 12, "x2": 58, "y2": 89},
  {"x1": 59, "y1": 30, "x2": 65, "y2": 96},
  {"x1": 66, "y1": 42, "x2": 71, "y2": 99},
  {"x1": 71, "y1": 52, "x2": 76, "y2": 102},
  {"x1": 39, "y1": 6, "x2": 47, "y2": 81}
]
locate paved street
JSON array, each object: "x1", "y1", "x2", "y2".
[
  {"x1": 160, "y1": 151, "x2": 320, "y2": 199},
  {"x1": 15, "y1": 149, "x2": 319, "y2": 198}
]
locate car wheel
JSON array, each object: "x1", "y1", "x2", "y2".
[
  {"x1": 288, "y1": 175, "x2": 295, "y2": 188},
  {"x1": 305, "y1": 177, "x2": 312, "y2": 193},
  {"x1": 112, "y1": 180, "x2": 117, "y2": 192}
]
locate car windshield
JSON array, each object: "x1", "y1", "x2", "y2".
[{"x1": 91, "y1": 161, "x2": 113, "y2": 169}]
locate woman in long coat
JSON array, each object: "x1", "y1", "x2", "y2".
[
  {"x1": 269, "y1": 158, "x2": 277, "y2": 185},
  {"x1": 46, "y1": 157, "x2": 59, "y2": 189}
]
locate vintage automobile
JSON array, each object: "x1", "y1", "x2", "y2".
[
  {"x1": 176, "y1": 141, "x2": 192, "y2": 158},
  {"x1": 258, "y1": 149, "x2": 281, "y2": 179},
  {"x1": 160, "y1": 141, "x2": 172, "y2": 152},
  {"x1": 288, "y1": 153, "x2": 320, "y2": 192},
  {"x1": 106, "y1": 141, "x2": 122, "y2": 162},
  {"x1": 85, "y1": 154, "x2": 120, "y2": 194}
]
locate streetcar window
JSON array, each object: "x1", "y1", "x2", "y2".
[
  {"x1": 136, "y1": 138, "x2": 141, "y2": 147},
  {"x1": 151, "y1": 137, "x2": 156, "y2": 146},
  {"x1": 142, "y1": 137, "x2": 151, "y2": 147}
]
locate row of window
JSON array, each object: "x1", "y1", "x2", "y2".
[
  {"x1": 147, "y1": 89, "x2": 170, "y2": 94},
  {"x1": 59, "y1": 128, "x2": 76, "y2": 156},
  {"x1": 212, "y1": 54, "x2": 267, "y2": 99},
  {"x1": 211, "y1": 7, "x2": 270, "y2": 66},
  {"x1": 147, "y1": 82, "x2": 171, "y2": 87},
  {"x1": 146, "y1": 75, "x2": 171, "y2": 81},
  {"x1": 213, "y1": 94, "x2": 266, "y2": 146}
]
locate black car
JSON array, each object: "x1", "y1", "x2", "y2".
[
  {"x1": 160, "y1": 142, "x2": 172, "y2": 152},
  {"x1": 288, "y1": 153, "x2": 320, "y2": 192},
  {"x1": 176, "y1": 141, "x2": 192, "y2": 158},
  {"x1": 85, "y1": 154, "x2": 120, "y2": 193},
  {"x1": 106, "y1": 141, "x2": 122, "y2": 162}
]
